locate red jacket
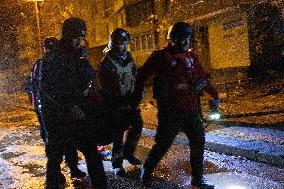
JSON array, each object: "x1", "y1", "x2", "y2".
[{"x1": 135, "y1": 45, "x2": 218, "y2": 111}]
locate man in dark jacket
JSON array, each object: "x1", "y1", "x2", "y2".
[
  {"x1": 30, "y1": 37, "x2": 86, "y2": 182},
  {"x1": 134, "y1": 22, "x2": 220, "y2": 189},
  {"x1": 40, "y1": 18, "x2": 106, "y2": 189},
  {"x1": 98, "y1": 28, "x2": 143, "y2": 176}
]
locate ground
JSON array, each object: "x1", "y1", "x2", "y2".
[{"x1": 0, "y1": 78, "x2": 283, "y2": 188}]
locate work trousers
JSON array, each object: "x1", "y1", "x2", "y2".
[
  {"x1": 111, "y1": 108, "x2": 143, "y2": 168},
  {"x1": 35, "y1": 102, "x2": 81, "y2": 173},
  {"x1": 143, "y1": 109, "x2": 205, "y2": 179},
  {"x1": 43, "y1": 106, "x2": 107, "y2": 189}
]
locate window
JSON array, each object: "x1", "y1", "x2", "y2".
[
  {"x1": 130, "y1": 32, "x2": 156, "y2": 52},
  {"x1": 130, "y1": 38, "x2": 136, "y2": 52},
  {"x1": 135, "y1": 37, "x2": 141, "y2": 51},
  {"x1": 117, "y1": 12, "x2": 125, "y2": 27},
  {"x1": 146, "y1": 33, "x2": 154, "y2": 49},
  {"x1": 121, "y1": 12, "x2": 125, "y2": 26},
  {"x1": 141, "y1": 35, "x2": 147, "y2": 49}
]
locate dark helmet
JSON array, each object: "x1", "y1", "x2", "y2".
[
  {"x1": 109, "y1": 28, "x2": 132, "y2": 44},
  {"x1": 43, "y1": 36, "x2": 58, "y2": 50},
  {"x1": 167, "y1": 22, "x2": 193, "y2": 40},
  {"x1": 61, "y1": 17, "x2": 86, "y2": 40}
]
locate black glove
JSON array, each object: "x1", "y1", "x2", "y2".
[{"x1": 192, "y1": 78, "x2": 208, "y2": 94}]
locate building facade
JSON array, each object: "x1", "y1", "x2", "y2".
[
  {"x1": 90, "y1": 0, "x2": 284, "y2": 81},
  {"x1": 3, "y1": 0, "x2": 282, "y2": 91}
]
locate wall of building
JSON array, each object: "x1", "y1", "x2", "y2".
[
  {"x1": 14, "y1": 0, "x2": 281, "y2": 83},
  {"x1": 208, "y1": 13, "x2": 250, "y2": 69},
  {"x1": 16, "y1": 0, "x2": 99, "y2": 66}
]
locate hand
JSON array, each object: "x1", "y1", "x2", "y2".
[
  {"x1": 70, "y1": 105, "x2": 85, "y2": 120},
  {"x1": 213, "y1": 97, "x2": 221, "y2": 107}
]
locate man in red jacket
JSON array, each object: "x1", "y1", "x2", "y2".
[{"x1": 134, "y1": 22, "x2": 220, "y2": 189}]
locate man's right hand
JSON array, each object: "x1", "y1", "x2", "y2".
[{"x1": 213, "y1": 97, "x2": 221, "y2": 107}]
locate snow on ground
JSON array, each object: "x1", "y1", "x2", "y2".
[
  {"x1": 0, "y1": 157, "x2": 16, "y2": 188},
  {"x1": 209, "y1": 126, "x2": 284, "y2": 146},
  {"x1": 0, "y1": 79, "x2": 282, "y2": 188}
]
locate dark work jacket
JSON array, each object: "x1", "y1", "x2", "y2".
[
  {"x1": 135, "y1": 45, "x2": 218, "y2": 111},
  {"x1": 40, "y1": 41, "x2": 95, "y2": 111},
  {"x1": 98, "y1": 49, "x2": 136, "y2": 109}
]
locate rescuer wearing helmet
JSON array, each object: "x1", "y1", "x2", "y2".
[
  {"x1": 134, "y1": 22, "x2": 221, "y2": 189},
  {"x1": 30, "y1": 37, "x2": 86, "y2": 183},
  {"x1": 40, "y1": 18, "x2": 107, "y2": 189},
  {"x1": 98, "y1": 28, "x2": 143, "y2": 176}
]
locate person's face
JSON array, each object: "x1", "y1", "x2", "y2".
[
  {"x1": 172, "y1": 37, "x2": 192, "y2": 52},
  {"x1": 71, "y1": 36, "x2": 85, "y2": 49},
  {"x1": 112, "y1": 40, "x2": 128, "y2": 55}
]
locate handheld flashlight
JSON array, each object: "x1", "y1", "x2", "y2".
[{"x1": 208, "y1": 99, "x2": 221, "y2": 120}]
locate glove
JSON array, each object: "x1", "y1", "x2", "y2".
[
  {"x1": 193, "y1": 78, "x2": 208, "y2": 94},
  {"x1": 213, "y1": 97, "x2": 221, "y2": 107}
]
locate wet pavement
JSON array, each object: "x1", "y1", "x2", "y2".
[
  {"x1": 0, "y1": 80, "x2": 283, "y2": 188},
  {"x1": 0, "y1": 125, "x2": 283, "y2": 189},
  {"x1": 142, "y1": 126, "x2": 284, "y2": 167}
]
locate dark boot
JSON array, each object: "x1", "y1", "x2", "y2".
[
  {"x1": 191, "y1": 177, "x2": 215, "y2": 189},
  {"x1": 58, "y1": 172, "x2": 66, "y2": 184},
  {"x1": 70, "y1": 167, "x2": 86, "y2": 179},
  {"x1": 112, "y1": 158, "x2": 126, "y2": 176},
  {"x1": 45, "y1": 183, "x2": 65, "y2": 189},
  {"x1": 45, "y1": 183, "x2": 59, "y2": 189},
  {"x1": 189, "y1": 122, "x2": 208, "y2": 188},
  {"x1": 45, "y1": 154, "x2": 64, "y2": 189},
  {"x1": 139, "y1": 137, "x2": 172, "y2": 186},
  {"x1": 64, "y1": 146, "x2": 86, "y2": 179},
  {"x1": 82, "y1": 146, "x2": 107, "y2": 189},
  {"x1": 113, "y1": 165, "x2": 126, "y2": 176},
  {"x1": 112, "y1": 157, "x2": 126, "y2": 176},
  {"x1": 123, "y1": 154, "x2": 141, "y2": 165},
  {"x1": 140, "y1": 164, "x2": 153, "y2": 186},
  {"x1": 123, "y1": 110, "x2": 143, "y2": 165}
]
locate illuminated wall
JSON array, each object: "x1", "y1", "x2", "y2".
[{"x1": 208, "y1": 13, "x2": 250, "y2": 69}]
